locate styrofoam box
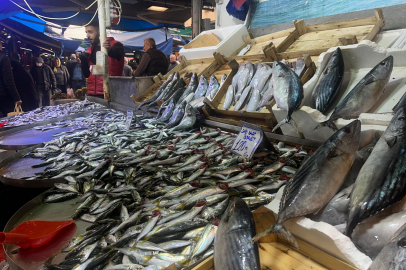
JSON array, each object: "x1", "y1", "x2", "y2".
[
  {"x1": 266, "y1": 186, "x2": 373, "y2": 270},
  {"x1": 373, "y1": 28, "x2": 406, "y2": 49},
  {"x1": 272, "y1": 40, "x2": 406, "y2": 145},
  {"x1": 179, "y1": 24, "x2": 249, "y2": 60}
]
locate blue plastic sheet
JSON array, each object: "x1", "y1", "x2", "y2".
[
  {"x1": 227, "y1": 0, "x2": 251, "y2": 21},
  {"x1": 250, "y1": 0, "x2": 406, "y2": 29},
  {"x1": 9, "y1": 13, "x2": 46, "y2": 33},
  {"x1": 109, "y1": 29, "x2": 174, "y2": 55}
]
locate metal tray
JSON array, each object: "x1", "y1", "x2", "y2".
[
  {"x1": 0, "y1": 126, "x2": 86, "y2": 150},
  {"x1": 0, "y1": 108, "x2": 103, "y2": 136},
  {"x1": 3, "y1": 191, "x2": 88, "y2": 270},
  {"x1": 0, "y1": 145, "x2": 66, "y2": 188}
]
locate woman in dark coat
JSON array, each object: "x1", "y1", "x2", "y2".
[{"x1": 10, "y1": 59, "x2": 38, "y2": 112}]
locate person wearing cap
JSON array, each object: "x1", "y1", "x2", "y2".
[
  {"x1": 30, "y1": 56, "x2": 56, "y2": 107},
  {"x1": 79, "y1": 22, "x2": 124, "y2": 97},
  {"x1": 0, "y1": 42, "x2": 21, "y2": 117}
]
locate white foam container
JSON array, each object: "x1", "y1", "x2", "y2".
[
  {"x1": 179, "y1": 24, "x2": 249, "y2": 60},
  {"x1": 272, "y1": 40, "x2": 406, "y2": 144},
  {"x1": 266, "y1": 186, "x2": 373, "y2": 270},
  {"x1": 373, "y1": 28, "x2": 406, "y2": 49}
]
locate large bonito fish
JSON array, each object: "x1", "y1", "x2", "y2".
[
  {"x1": 346, "y1": 106, "x2": 406, "y2": 237},
  {"x1": 252, "y1": 120, "x2": 361, "y2": 247},
  {"x1": 315, "y1": 55, "x2": 393, "y2": 131}
]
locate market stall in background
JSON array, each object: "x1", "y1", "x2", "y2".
[{"x1": 1, "y1": 0, "x2": 406, "y2": 270}]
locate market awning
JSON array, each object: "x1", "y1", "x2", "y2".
[
  {"x1": 109, "y1": 29, "x2": 174, "y2": 55},
  {"x1": 9, "y1": 12, "x2": 46, "y2": 33},
  {"x1": 0, "y1": 17, "x2": 61, "y2": 53},
  {"x1": 5, "y1": 0, "x2": 196, "y2": 31},
  {"x1": 51, "y1": 36, "x2": 82, "y2": 55}
]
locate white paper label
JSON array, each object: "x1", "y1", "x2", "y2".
[
  {"x1": 231, "y1": 123, "x2": 263, "y2": 159},
  {"x1": 125, "y1": 110, "x2": 133, "y2": 130}
]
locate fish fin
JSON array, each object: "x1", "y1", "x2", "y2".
[
  {"x1": 251, "y1": 223, "x2": 299, "y2": 249},
  {"x1": 327, "y1": 148, "x2": 345, "y2": 159},
  {"x1": 313, "y1": 120, "x2": 338, "y2": 132},
  {"x1": 364, "y1": 76, "x2": 376, "y2": 85},
  {"x1": 385, "y1": 136, "x2": 397, "y2": 148},
  {"x1": 345, "y1": 208, "x2": 362, "y2": 237}
]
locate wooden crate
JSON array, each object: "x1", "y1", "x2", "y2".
[
  {"x1": 132, "y1": 55, "x2": 221, "y2": 111},
  {"x1": 191, "y1": 206, "x2": 359, "y2": 270},
  {"x1": 183, "y1": 33, "x2": 221, "y2": 49},
  {"x1": 202, "y1": 54, "x2": 316, "y2": 132},
  {"x1": 233, "y1": 8, "x2": 384, "y2": 64}
]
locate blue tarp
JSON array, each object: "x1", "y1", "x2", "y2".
[
  {"x1": 0, "y1": 1, "x2": 20, "y2": 21},
  {"x1": 27, "y1": 8, "x2": 183, "y2": 31},
  {"x1": 109, "y1": 29, "x2": 174, "y2": 55},
  {"x1": 9, "y1": 12, "x2": 45, "y2": 33}
]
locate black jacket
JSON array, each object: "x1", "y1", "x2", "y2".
[
  {"x1": 0, "y1": 51, "x2": 20, "y2": 102},
  {"x1": 30, "y1": 64, "x2": 57, "y2": 91},
  {"x1": 10, "y1": 59, "x2": 38, "y2": 111},
  {"x1": 145, "y1": 48, "x2": 169, "y2": 76}
]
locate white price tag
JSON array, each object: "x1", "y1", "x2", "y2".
[
  {"x1": 231, "y1": 122, "x2": 263, "y2": 159},
  {"x1": 82, "y1": 94, "x2": 88, "y2": 106},
  {"x1": 125, "y1": 110, "x2": 133, "y2": 130}
]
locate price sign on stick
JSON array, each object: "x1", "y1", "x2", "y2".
[
  {"x1": 125, "y1": 110, "x2": 134, "y2": 130},
  {"x1": 231, "y1": 122, "x2": 264, "y2": 159}
]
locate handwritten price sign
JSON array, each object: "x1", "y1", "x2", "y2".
[{"x1": 231, "y1": 122, "x2": 264, "y2": 159}]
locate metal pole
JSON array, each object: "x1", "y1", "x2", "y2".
[
  {"x1": 192, "y1": 0, "x2": 202, "y2": 38},
  {"x1": 98, "y1": 0, "x2": 110, "y2": 101}
]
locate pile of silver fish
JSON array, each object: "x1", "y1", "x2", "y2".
[
  {"x1": 1, "y1": 101, "x2": 104, "y2": 127},
  {"x1": 312, "y1": 53, "x2": 393, "y2": 131},
  {"x1": 136, "y1": 72, "x2": 226, "y2": 117},
  {"x1": 223, "y1": 58, "x2": 305, "y2": 119},
  {"x1": 22, "y1": 114, "x2": 312, "y2": 269}
]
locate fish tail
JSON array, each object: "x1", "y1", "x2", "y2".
[
  {"x1": 251, "y1": 223, "x2": 299, "y2": 249},
  {"x1": 272, "y1": 116, "x2": 290, "y2": 132},
  {"x1": 313, "y1": 120, "x2": 338, "y2": 132},
  {"x1": 345, "y1": 211, "x2": 360, "y2": 237}
]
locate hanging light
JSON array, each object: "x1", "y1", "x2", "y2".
[{"x1": 147, "y1": 6, "x2": 168, "y2": 11}]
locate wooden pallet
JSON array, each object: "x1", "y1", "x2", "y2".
[
  {"x1": 202, "y1": 54, "x2": 316, "y2": 132},
  {"x1": 190, "y1": 206, "x2": 359, "y2": 270},
  {"x1": 233, "y1": 8, "x2": 384, "y2": 64}
]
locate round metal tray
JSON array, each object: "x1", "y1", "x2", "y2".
[
  {"x1": 3, "y1": 191, "x2": 88, "y2": 270},
  {"x1": 0, "y1": 145, "x2": 66, "y2": 188},
  {"x1": 0, "y1": 126, "x2": 84, "y2": 150}
]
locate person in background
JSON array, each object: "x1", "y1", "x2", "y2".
[
  {"x1": 68, "y1": 56, "x2": 85, "y2": 92},
  {"x1": 30, "y1": 57, "x2": 56, "y2": 107},
  {"x1": 132, "y1": 38, "x2": 169, "y2": 77},
  {"x1": 53, "y1": 58, "x2": 69, "y2": 94},
  {"x1": 80, "y1": 22, "x2": 124, "y2": 97},
  {"x1": 0, "y1": 42, "x2": 22, "y2": 116},
  {"x1": 66, "y1": 54, "x2": 77, "y2": 71},
  {"x1": 10, "y1": 59, "x2": 38, "y2": 112},
  {"x1": 122, "y1": 57, "x2": 132, "y2": 76},
  {"x1": 168, "y1": 54, "x2": 179, "y2": 72}
]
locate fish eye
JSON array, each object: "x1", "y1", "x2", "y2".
[
  {"x1": 398, "y1": 237, "x2": 406, "y2": 248},
  {"x1": 380, "y1": 61, "x2": 385, "y2": 65},
  {"x1": 343, "y1": 126, "x2": 351, "y2": 133},
  {"x1": 399, "y1": 115, "x2": 406, "y2": 120}
]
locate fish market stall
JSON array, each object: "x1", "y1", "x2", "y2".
[
  {"x1": 133, "y1": 55, "x2": 222, "y2": 114},
  {"x1": 202, "y1": 54, "x2": 316, "y2": 132},
  {"x1": 0, "y1": 102, "x2": 105, "y2": 134},
  {"x1": 272, "y1": 40, "x2": 406, "y2": 145}
]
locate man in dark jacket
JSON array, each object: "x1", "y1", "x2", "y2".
[
  {"x1": 30, "y1": 57, "x2": 56, "y2": 107},
  {"x1": 0, "y1": 43, "x2": 21, "y2": 116},
  {"x1": 132, "y1": 38, "x2": 169, "y2": 77},
  {"x1": 68, "y1": 56, "x2": 85, "y2": 92},
  {"x1": 10, "y1": 59, "x2": 38, "y2": 112}
]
